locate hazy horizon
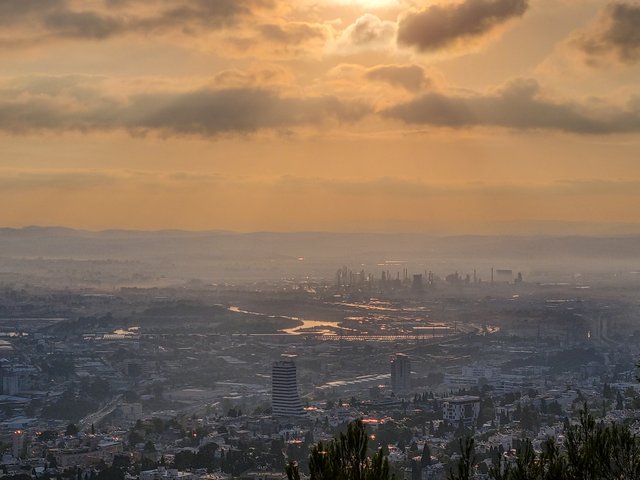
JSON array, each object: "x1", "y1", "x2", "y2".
[
  {"x1": 0, "y1": 227, "x2": 638, "y2": 288},
  {"x1": 4, "y1": 221, "x2": 640, "y2": 236}
]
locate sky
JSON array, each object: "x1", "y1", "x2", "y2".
[{"x1": 2, "y1": 0, "x2": 640, "y2": 234}]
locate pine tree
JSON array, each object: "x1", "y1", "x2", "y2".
[
  {"x1": 420, "y1": 443, "x2": 432, "y2": 468},
  {"x1": 285, "y1": 419, "x2": 395, "y2": 480},
  {"x1": 479, "y1": 404, "x2": 640, "y2": 480},
  {"x1": 448, "y1": 438, "x2": 475, "y2": 480}
]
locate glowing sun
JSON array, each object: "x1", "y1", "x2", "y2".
[{"x1": 335, "y1": 0, "x2": 400, "y2": 7}]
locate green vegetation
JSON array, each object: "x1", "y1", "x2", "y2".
[
  {"x1": 286, "y1": 419, "x2": 395, "y2": 480},
  {"x1": 449, "y1": 406, "x2": 640, "y2": 480}
]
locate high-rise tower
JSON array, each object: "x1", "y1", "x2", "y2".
[
  {"x1": 390, "y1": 353, "x2": 411, "y2": 395},
  {"x1": 272, "y1": 358, "x2": 305, "y2": 417}
]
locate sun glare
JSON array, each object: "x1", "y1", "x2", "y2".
[{"x1": 335, "y1": 0, "x2": 399, "y2": 8}]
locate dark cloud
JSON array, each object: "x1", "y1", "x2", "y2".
[
  {"x1": 574, "y1": 2, "x2": 640, "y2": 65},
  {"x1": 139, "y1": 0, "x2": 262, "y2": 31},
  {"x1": 397, "y1": 0, "x2": 528, "y2": 52},
  {"x1": 43, "y1": 11, "x2": 126, "y2": 39},
  {"x1": 4, "y1": 75, "x2": 639, "y2": 137},
  {"x1": 0, "y1": 0, "x2": 66, "y2": 25},
  {"x1": 126, "y1": 89, "x2": 368, "y2": 135},
  {"x1": 383, "y1": 78, "x2": 640, "y2": 134},
  {"x1": 365, "y1": 65, "x2": 430, "y2": 92},
  {"x1": 0, "y1": 78, "x2": 370, "y2": 137},
  {"x1": 0, "y1": 0, "x2": 273, "y2": 43}
]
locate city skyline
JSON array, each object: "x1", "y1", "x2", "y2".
[{"x1": 1, "y1": 0, "x2": 640, "y2": 233}]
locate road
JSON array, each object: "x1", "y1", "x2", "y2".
[{"x1": 79, "y1": 394, "x2": 123, "y2": 430}]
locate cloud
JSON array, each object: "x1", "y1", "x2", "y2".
[
  {"x1": 365, "y1": 65, "x2": 431, "y2": 92},
  {"x1": 0, "y1": 76, "x2": 370, "y2": 137},
  {"x1": 258, "y1": 22, "x2": 329, "y2": 45},
  {"x1": 324, "y1": 64, "x2": 436, "y2": 104},
  {"x1": 42, "y1": 10, "x2": 126, "y2": 39},
  {"x1": 0, "y1": 0, "x2": 66, "y2": 25},
  {"x1": 126, "y1": 89, "x2": 369, "y2": 135},
  {"x1": 335, "y1": 14, "x2": 397, "y2": 52},
  {"x1": 3, "y1": 74, "x2": 640, "y2": 137},
  {"x1": 0, "y1": 0, "x2": 275, "y2": 45},
  {"x1": 5, "y1": 168, "x2": 640, "y2": 201},
  {"x1": 382, "y1": 78, "x2": 640, "y2": 134},
  {"x1": 397, "y1": 0, "x2": 529, "y2": 52},
  {"x1": 572, "y1": 1, "x2": 640, "y2": 66},
  {"x1": 137, "y1": 0, "x2": 272, "y2": 31},
  {"x1": 211, "y1": 66, "x2": 294, "y2": 88},
  {"x1": 0, "y1": 169, "x2": 124, "y2": 191},
  {"x1": 220, "y1": 21, "x2": 333, "y2": 58},
  {"x1": 0, "y1": 168, "x2": 227, "y2": 191},
  {"x1": 271, "y1": 175, "x2": 640, "y2": 198}
]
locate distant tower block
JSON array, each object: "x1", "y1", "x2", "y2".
[
  {"x1": 412, "y1": 274, "x2": 423, "y2": 292},
  {"x1": 495, "y1": 269, "x2": 514, "y2": 283},
  {"x1": 271, "y1": 359, "x2": 305, "y2": 417},
  {"x1": 390, "y1": 353, "x2": 411, "y2": 395}
]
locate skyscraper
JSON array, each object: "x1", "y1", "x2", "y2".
[
  {"x1": 272, "y1": 358, "x2": 305, "y2": 417},
  {"x1": 390, "y1": 353, "x2": 411, "y2": 395}
]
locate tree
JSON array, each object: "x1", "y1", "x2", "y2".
[
  {"x1": 111, "y1": 455, "x2": 130, "y2": 469},
  {"x1": 128, "y1": 429, "x2": 144, "y2": 446},
  {"x1": 65, "y1": 424, "x2": 79, "y2": 436},
  {"x1": 304, "y1": 430, "x2": 315, "y2": 447},
  {"x1": 483, "y1": 405, "x2": 640, "y2": 480},
  {"x1": 397, "y1": 439, "x2": 406, "y2": 453},
  {"x1": 39, "y1": 431, "x2": 58, "y2": 442},
  {"x1": 448, "y1": 438, "x2": 475, "y2": 480},
  {"x1": 285, "y1": 419, "x2": 395, "y2": 480},
  {"x1": 547, "y1": 400, "x2": 562, "y2": 416},
  {"x1": 564, "y1": 406, "x2": 640, "y2": 480},
  {"x1": 143, "y1": 441, "x2": 156, "y2": 453},
  {"x1": 194, "y1": 442, "x2": 219, "y2": 471},
  {"x1": 420, "y1": 443, "x2": 432, "y2": 468},
  {"x1": 96, "y1": 466, "x2": 124, "y2": 480},
  {"x1": 46, "y1": 454, "x2": 57, "y2": 469},
  {"x1": 173, "y1": 451, "x2": 195, "y2": 470}
]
